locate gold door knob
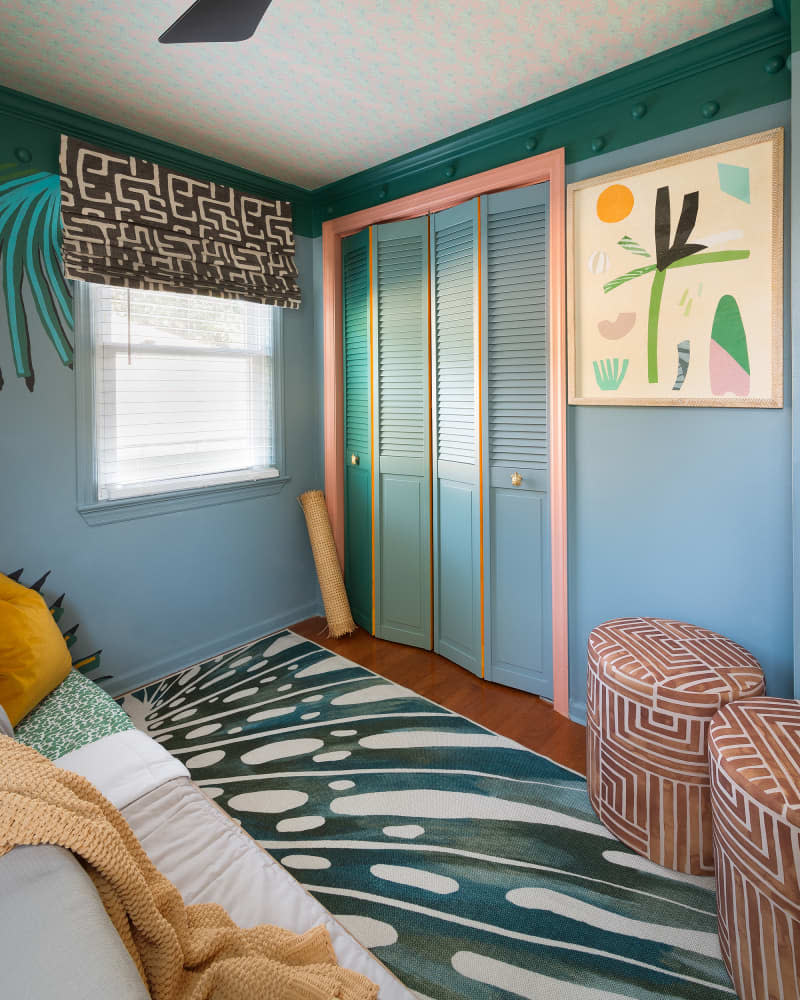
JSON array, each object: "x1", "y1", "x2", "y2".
[
  {"x1": 511, "y1": 471, "x2": 522, "y2": 487},
  {"x1": 351, "y1": 453, "x2": 360, "y2": 466}
]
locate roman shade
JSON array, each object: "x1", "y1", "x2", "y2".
[{"x1": 59, "y1": 135, "x2": 300, "y2": 309}]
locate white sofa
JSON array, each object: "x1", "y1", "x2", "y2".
[{"x1": 0, "y1": 728, "x2": 415, "y2": 1000}]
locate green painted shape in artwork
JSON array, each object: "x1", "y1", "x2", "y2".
[
  {"x1": 669, "y1": 250, "x2": 751, "y2": 269},
  {"x1": 711, "y1": 294, "x2": 750, "y2": 373},
  {"x1": 647, "y1": 269, "x2": 667, "y2": 383},
  {"x1": 717, "y1": 163, "x2": 751, "y2": 203},
  {"x1": 618, "y1": 235, "x2": 650, "y2": 257},
  {"x1": 604, "y1": 248, "x2": 751, "y2": 387},
  {"x1": 603, "y1": 251, "x2": 750, "y2": 296},
  {"x1": 593, "y1": 357, "x2": 629, "y2": 390}
]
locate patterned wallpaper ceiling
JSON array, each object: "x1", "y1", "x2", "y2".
[{"x1": 0, "y1": 0, "x2": 769, "y2": 189}]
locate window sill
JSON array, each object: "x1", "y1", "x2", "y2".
[{"x1": 78, "y1": 475, "x2": 290, "y2": 526}]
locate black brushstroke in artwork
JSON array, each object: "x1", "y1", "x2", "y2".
[{"x1": 654, "y1": 187, "x2": 707, "y2": 271}]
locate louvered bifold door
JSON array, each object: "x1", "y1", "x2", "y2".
[
  {"x1": 481, "y1": 183, "x2": 553, "y2": 697},
  {"x1": 430, "y1": 200, "x2": 481, "y2": 674},
  {"x1": 372, "y1": 217, "x2": 432, "y2": 648},
  {"x1": 342, "y1": 229, "x2": 372, "y2": 631}
]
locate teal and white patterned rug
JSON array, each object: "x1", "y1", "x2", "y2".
[{"x1": 120, "y1": 630, "x2": 735, "y2": 1000}]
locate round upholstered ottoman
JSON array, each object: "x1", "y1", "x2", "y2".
[
  {"x1": 586, "y1": 617, "x2": 764, "y2": 874},
  {"x1": 709, "y1": 698, "x2": 800, "y2": 1000}
]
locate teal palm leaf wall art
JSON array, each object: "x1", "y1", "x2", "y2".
[{"x1": 0, "y1": 164, "x2": 74, "y2": 391}]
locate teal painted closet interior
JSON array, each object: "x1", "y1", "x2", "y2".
[
  {"x1": 342, "y1": 184, "x2": 553, "y2": 697},
  {"x1": 342, "y1": 229, "x2": 371, "y2": 631}
]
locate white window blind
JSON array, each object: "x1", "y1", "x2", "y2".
[{"x1": 89, "y1": 285, "x2": 279, "y2": 501}]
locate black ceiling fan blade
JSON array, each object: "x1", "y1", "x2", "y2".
[{"x1": 159, "y1": 0, "x2": 273, "y2": 44}]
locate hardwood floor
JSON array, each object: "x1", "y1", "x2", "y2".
[{"x1": 291, "y1": 617, "x2": 586, "y2": 775}]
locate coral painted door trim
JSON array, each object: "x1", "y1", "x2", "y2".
[{"x1": 322, "y1": 149, "x2": 569, "y2": 717}]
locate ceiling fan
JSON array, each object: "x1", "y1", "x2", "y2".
[{"x1": 159, "y1": 0, "x2": 273, "y2": 44}]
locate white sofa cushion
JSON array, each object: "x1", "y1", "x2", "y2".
[
  {"x1": 122, "y1": 776, "x2": 415, "y2": 1000},
  {"x1": 57, "y1": 730, "x2": 415, "y2": 1000},
  {"x1": 56, "y1": 727, "x2": 189, "y2": 808}
]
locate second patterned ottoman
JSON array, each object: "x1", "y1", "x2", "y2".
[
  {"x1": 709, "y1": 698, "x2": 800, "y2": 1000},
  {"x1": 586, "y1": 617, "x2": 764, "y2": 874}
]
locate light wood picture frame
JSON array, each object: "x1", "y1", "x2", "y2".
[{"x1": 567, "y1": 128, "x2": 783, "y2": 407}]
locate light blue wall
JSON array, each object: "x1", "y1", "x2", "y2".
[
  {"x1": 567, "y1": 102, "x2": 792, "y2": 722},
  {"x1": 0, "y1": 235, "x2": 324, "y2": 696},
  {"x1": 2, "y1": 106, "x2": 789, "y2": 715}
]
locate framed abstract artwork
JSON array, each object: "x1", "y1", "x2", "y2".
[{"x1": 567, "y1": 128, "x2": 783, "y2": 406}]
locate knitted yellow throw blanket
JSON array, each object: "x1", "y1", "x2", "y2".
[{"x1": 0, "y1": 736, "x2": 378, "y2": 1000}]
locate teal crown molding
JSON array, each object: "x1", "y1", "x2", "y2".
[
  {"x1": 0, "y1": 10, "x2": 790, "y2": 241},
  {"x1": 772, "y1": 0, "x2": 789, "y2": 24},
  {"x1": 0, "y1": 85, "x2": 314, "y2": 238},
  {"x1": 310, "y1": 10, "x2": 790, "y2": 234}
]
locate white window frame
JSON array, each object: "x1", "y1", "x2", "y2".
[{"x1": 75, "y1": 282, "x2": 288, "y2": 526}]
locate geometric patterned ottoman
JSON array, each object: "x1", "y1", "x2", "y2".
[
  {"x1": 587, "y1": 618, "x2": 764, "y2": 875},
  {"x1": 709, "y1": 698, "x2": 800, "y2": 1000}
]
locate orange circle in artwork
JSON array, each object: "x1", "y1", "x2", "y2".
[{"x1": 596, "y1": 184, "x2": 634, "y2": 223}]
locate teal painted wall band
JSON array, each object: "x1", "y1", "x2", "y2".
[
  {"x1": 0, "y1": 10, "x2": 790, "y2": 241},
  {"x1": 312, "y1": 11, "x2": 789, "y2": 234}
]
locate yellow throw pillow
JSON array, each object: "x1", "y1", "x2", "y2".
[{"x1": 0, "y1": 573, "x2": 72, "y2": 726}]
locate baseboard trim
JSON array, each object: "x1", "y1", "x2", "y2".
[
  {"x1": 569, "y1": 697, "x2": 587, "y2": 727},
  {"x1": 107, "y1": 600, "x2": 324, "y2": 697}
]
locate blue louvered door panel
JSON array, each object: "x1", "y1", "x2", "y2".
[
  {"x1": 481, "y1": 183, "x2": 552, "y2": 698},
  {"x1": 430, "y1": 199, "x2": 481, "y2": 674},
  {"x1": 372, "y1": 217, "x2": 432, "y2": 648},
  {"x1": 342, "y1": 229, "x2": 372, "y2": 631}
]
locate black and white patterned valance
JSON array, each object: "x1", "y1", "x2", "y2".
[{"x1": 59, "y1": 135, "x2": 300, "y2": 309}]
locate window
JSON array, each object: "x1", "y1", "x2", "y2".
[{"x1": 76, "y1": 284, "x2": 286, "y2": 524}]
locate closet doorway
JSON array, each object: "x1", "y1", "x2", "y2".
[{"x1": 323, "y1": 150, "x2": 568, "y2": 715}]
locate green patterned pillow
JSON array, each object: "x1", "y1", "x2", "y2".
[{"x1": 14, "y1": 669, "x2": 133, "y2": 760}]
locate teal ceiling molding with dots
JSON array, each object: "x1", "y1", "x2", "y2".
[
  {"x1": 312, "y1": 10, "x2": 790, "y2": 232},
  {"x1": 0, "y1": 0, "x2": 771, "y2": 187},
  {"x1": 0, "y1": 9, "x2": 790, "y2": 240}
]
